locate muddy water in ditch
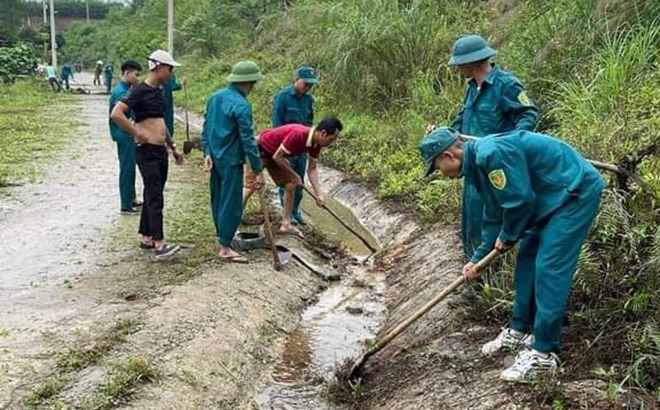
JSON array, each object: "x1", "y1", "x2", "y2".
[{"x1": 256, "y1": 196, "x2": 386, "y2": 409}]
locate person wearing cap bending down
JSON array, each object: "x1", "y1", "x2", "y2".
[
  {"x1": 419, "y1": 127, "x2": 605, "y2": 382},
  {"x1": 431, "y1": 34, "x2": 539, "y2": 307},
  {"x1": 201, "y1": 61, "x2": 266, "y2": 264},
  {"x1": 267, "y1": 65, "x2": 318, "y2": 226},
  {"x1": 110, "y1": 50, "x2": 185, "y2": 260}
]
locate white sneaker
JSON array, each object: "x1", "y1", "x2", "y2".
[
  {"x1": 481, "y1": 328, "x2": 533, "y2": 356},
  {"x1": 500, "y1": 349, "x2": 559, "y2": 382}
]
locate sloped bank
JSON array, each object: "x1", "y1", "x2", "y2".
[{"x1": 317, "y1": 171, "x2": 614, "y2": 410}]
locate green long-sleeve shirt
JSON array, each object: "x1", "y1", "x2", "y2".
[
  {"x1": 461, "y1": 131, "x2": 605, "y2": 262},
  {"x1": 201, "y1": 84, "x2": 262, "y2": 172},
  {"x1": 451, "y1": 66, "x2": 538, "y2": 138}
]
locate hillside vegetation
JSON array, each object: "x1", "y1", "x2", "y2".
[{"x1": 62, "y1": 0, "x2": 660, "y2": 406}]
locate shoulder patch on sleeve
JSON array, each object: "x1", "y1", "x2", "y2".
[
  {"x1": 517, "y1": 91, "x2": 531, "y2": 106},
  {"x1": 488, "y1": 169, "x2": 507, "y2": 190}
]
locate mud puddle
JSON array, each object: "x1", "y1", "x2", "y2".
[{"x1": 256, "y1": 197, "x2": 386, "y2": 409}]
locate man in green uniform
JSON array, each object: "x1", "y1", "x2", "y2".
[
  {"x1": 60, "y1": 62, "x2": 73, "y2": 91},
  {"x1": 419, "y1": 127, "x2": 605, "y2": 382},
  {"x1": 270, "y1": 65, "x2": 317, "y2": 225},
  {"x1": 434, "y1": 34, "x2": 539, "y2": 306},
  {"x1": 109, "y1": 60, "x2": 143, "y2": 214},
  {"x1": 202, "y1": 61, "x2": 266, "y2": 263},
  {"x1": 163, "y1": 72, "x2": 183, "y2": 138},
  {"x1": 104, "y1": 61, "x2": 114, "y2": 94}
]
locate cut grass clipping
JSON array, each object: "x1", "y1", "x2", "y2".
[
  {"x1": 0, "y1": 79, "x2": 78, "y2": 187},
  {"x1": 80, "y1": 357, "x2": 157, "y2": 410}
]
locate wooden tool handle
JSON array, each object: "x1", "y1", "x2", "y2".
[
  {"x1": 258, "y1": 189, "x2": 282, "y2": 270},
  {"x1": 301, "y1": 185, "x2": 379, "y2": 253},
  {"x1": 362, "y1": 249, "x2": 499, "y2": 360}
]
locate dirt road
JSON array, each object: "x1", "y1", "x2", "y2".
[{"x1": 0, "y1": 73, "x2": 325, "y2": 409}]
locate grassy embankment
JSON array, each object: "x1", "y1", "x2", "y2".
[
  {"x1": 61, "y1": 0, "x2": 660, "y2": 405},
  {"x1": 0, "y1": 80, "x2": 78, "y2": 187}
]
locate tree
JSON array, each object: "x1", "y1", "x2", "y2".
[{"x1": 0, "y1": 0, "x2": 28, "y2": 46}]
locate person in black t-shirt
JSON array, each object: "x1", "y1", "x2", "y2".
[{"x1": 110, "y1": 50, "x2": 184, "y2": 260}]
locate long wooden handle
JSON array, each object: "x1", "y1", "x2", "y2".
[
  {"x1": 360, "y1": 249, "x2": 499, "y2": 361},
  {"x1": 183, "y1": 83, "x2": 190, "y2": 142},
  {"x1": 258, "y1": 189, "x2": 281, "y2": 269},
  {"x1": 302, "y1": 186, "x2": 379, "y2": 253}
]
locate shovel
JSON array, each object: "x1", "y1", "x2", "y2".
[
  {"x1": 258, "y1": 188, "x2": 290, "y2": 270},
  {"x1": 302, "y1": 186, "x2": 379, "y2": 254},
  {"x1": 182, "y1": 81, "x2": 194, "y2": 154},
  {"x1": 348, "y1": 249, "x2": 499, "y2": 381}
]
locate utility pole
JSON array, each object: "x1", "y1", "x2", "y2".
[
  {"x1": 42, "y1": 0, "x2": 47, "y2": 24},
  {"x1": 86, "y1": 0, "x2": 90, "y2": 23},
  {"x1": 167, "y1": 0, "x2": 174, "y2": 56},
  {"x1": 49, "y1": 0, "x2": 57, "y2": 69}
]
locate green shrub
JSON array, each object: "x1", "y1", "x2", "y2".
[{"x1": 0, "y1": 43, "x2": 37, "y2": 82}]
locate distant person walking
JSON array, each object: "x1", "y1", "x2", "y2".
[
  {"x1": 45, "y1": 63, "x2": 61, "y2": 92},
  {"x1": 94, "y1": 60, "x2": 103, "y2": 86},
  {"x1": 60, "y1": 62, "x2": 73, "y2": 91},
  {"x1": 104, "y1": 61, "x2": 114, "y2": 94},
  {"x1": 109, "y1": 60, "x2": 143, "y2": 214}
]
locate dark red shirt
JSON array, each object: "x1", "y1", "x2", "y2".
[{"x1": 258, "y1": 124, "x2": 321, "y2": 159}]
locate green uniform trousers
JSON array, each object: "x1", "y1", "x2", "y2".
[
  {"x1": 511, "y1": 188, "x2": 602, "y2": 353},
  {"x1": 278, "y1": 153, "x2": 307, "y2": 219},
  {"x1": 210, "y1": 164, "x2": 243, "y2": 247},
  {"x1": 461, "y1": 181, "x2": 484, "y2": 260},
  {"x1": 116, "y1": 137, "x2": 136, "y2": 210}
]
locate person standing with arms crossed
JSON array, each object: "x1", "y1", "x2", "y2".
[
  {"x1": 110, "y1": 50, "x2": 184, "y2": 260},
  {"x1": 201, "y1": 61, "x2": 266, "y2": 264},
  {"x1": 430, "y1": 34, "x2": 539, "y2": 306},
  {"x1": 109, "y1": 59, "x2": 143, "y2": 214}
]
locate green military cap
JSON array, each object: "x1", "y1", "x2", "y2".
[
  {"x1": 448, "y1": 34, "x2": 496, "y2": 66},
  {"x1": 419, "y1": 127, "x2": 459, "y2": 177},
  {"x1": 226, "y1": 60, "x2": 265, "y2": 83},
  {"x1": 295, "y1": 65, "x2": 318, "y2": 84}
]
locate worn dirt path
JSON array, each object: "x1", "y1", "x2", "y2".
[
  {"x1": 0, "y1": 72, "x2": 140, "y2": 406},
  {"x1": 0, "y1": 74, "x2": 324, "y2": 410}
]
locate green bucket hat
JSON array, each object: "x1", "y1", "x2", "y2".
[
  {"x1": 226, "y1": 60, "x2": 265, "y2": 83},
  {"x1": 448, "y1": 35, "x2": 496, "y2": 66},
  {"x1": 419, "y1": 127, "x2": 459, "y2": 177},
  {"x1": 295, "y1": 65, "x2": 318, "y2": 84}
]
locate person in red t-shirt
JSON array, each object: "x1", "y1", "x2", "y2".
[{"x1": 251, "y1": 116, "x2": 342, "y2": 235}]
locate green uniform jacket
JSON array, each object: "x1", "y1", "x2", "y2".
[
  {"x1": 163, "y1": 73, "x2": 182, "y2": 135},
  {"x1": 271, "y1": 85, "x2": 313, "y2": 127},
  {"x1": 201, "y1": 84, "x2": 262, "y2": 172},
  {"x1": 461, "y1": 131, "x2": 606, "y2": 262},
  {"x1": 60, "y1": 64, "x2": 72, "y2": 80},
  {"x1": 109, "y1": 81, "x2": 133, "y2": 141},
  {"x1": 451, "y1": 65, "x2": 538, "y2": 137}
]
